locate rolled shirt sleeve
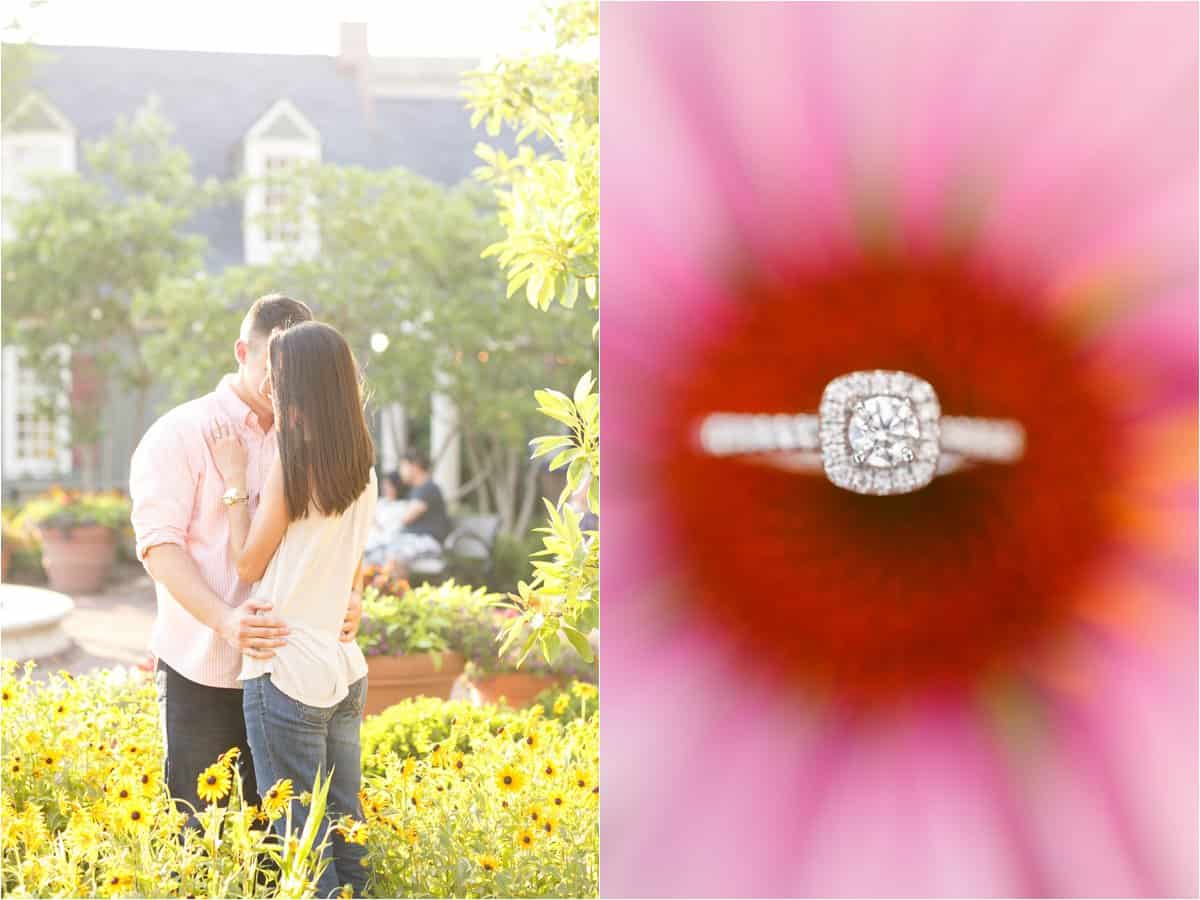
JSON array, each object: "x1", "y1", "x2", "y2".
[{"x1": 130, "y1": 416, "x2": 199, "y2": 565}]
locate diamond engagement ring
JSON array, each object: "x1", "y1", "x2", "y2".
[{"x1": 696, "y1": 370, "x2": 1025, "y2": 496}]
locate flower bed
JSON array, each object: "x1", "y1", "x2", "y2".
[
  {"x1": 1, "y1": 662, "x2": 599, "y2": 898},
  {"x1": 359, "y1": 683, "x2": 598, "y2": 778},
  {"x1": 356, "y1": 571, "x2": 598, "y2": 711}
]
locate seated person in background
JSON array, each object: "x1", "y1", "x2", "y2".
[
  {"x1": 365, "y1": 449, "x2": 451, "y2": 569},
  {"x1": 364, "y1": 471, "x2": 409, "y2": 561}
]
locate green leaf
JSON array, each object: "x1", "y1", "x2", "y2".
[
  {"x1": 562, "y1": 625, "x2": 594, "y2": 662},
  {"x1": 536, "y1": 269, "x2": 557, "y2": 309},
  {"x1": 505, "y1": 267, "x2": 533, "y2": 299},
  {"x1": 547, "y1": 447, "x2": 575, "y2": 472},
  {"x1": 573, "y1": 370, "x2": 594, "y2": 407},
  {"x1": 529, "y1": 434, "x2": 574, "y2": 458},
  {"x1": 566, "y1": 455, "x2": 587, "y2": 495},
  {"x1": 562, "y1": 273, "x2": 580, "y2": 309},
  {"x1": 526, "y1": 270, "x2": 545, "y2": 308}
]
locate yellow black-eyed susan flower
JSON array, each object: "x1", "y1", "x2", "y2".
[
  {"x1": 344, "y1": 820, "x2": 369, "y2": 845},
  {"x1": 572, "y1": 769, "x2": 590, "y2": 790},
  {"x1": 570, "y1": 682, "x2": 597, "y2": 700},
  {"x1": 543, "y1": 761, "x2": 558, "y2": 778},
  {"x1": 196, "y1": 763, "x2": 231, "y2": 804},
  {"x1": 516, "y1": 828, "x2": 536, "y2": 850},
  {"x1": 99, "y1": 868, "x2": 134, "y2": 898},
  {"x1": 478, "y1": 854, "x2": 500, "y2": 873},
  {"x1": 122, "y1": 802, "x2": 151, "y2": 831},
  {"x1": 495, "y1": 764, "x2": 526, "y2": 793},
  {"x1": 527, "y1": 804, "x2": 544, "y2": 823},
  {"x1": 542, "y1": 816, "x2": 559, "y2": 836},
  {"x1": 263, "y1": 778, "x2": 294, "y2": 818},
  {"x1": 551, "y1": 793, "x2": 567, "y2": 808}
]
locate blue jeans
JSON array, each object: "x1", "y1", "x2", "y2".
[{"x1": 242, "y1": 674, "x2": 370, "y2": 899}]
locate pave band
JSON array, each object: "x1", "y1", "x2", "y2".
[
  {"x1": 696, "y1": 370, "x2": 1025, "y2": 495},
  {"x1": 698, "y1": 414, "x2": 1024, "y2": 464}
]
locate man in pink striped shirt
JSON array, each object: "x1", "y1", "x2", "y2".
[{"x1": 129, "y1": 294, "x2": 363, "y2": 825}]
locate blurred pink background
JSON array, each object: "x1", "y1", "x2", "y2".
[{"x1": 601, "y1": 3, "x2": 1197, "y2": 896}]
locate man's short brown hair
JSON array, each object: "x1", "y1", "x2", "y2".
[{"x1": 242, "y1": 293, "x2": 313, "y2": 344}]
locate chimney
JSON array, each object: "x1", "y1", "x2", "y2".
[
  {"x1": 336, "y1": 22, "x2": 375, "y2": 127},
  {"x1": 337, "y1": 22, "x2": 369, "y2": 74}
]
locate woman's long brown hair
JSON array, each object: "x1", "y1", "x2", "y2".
[{"x1": 268, "y1": 321, "x2": 375, "y2": 521}]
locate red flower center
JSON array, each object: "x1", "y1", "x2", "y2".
[{"x1": 659, "y1": 254, "x2": 1124, "y2": 707}]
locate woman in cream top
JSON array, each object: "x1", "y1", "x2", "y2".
[{"x1": 237, "y1": 468, "x2": 376, "y2": 707}]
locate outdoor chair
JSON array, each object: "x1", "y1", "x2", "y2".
[{"x1": 405, "y1": 514, "x2": 501, "y2": 587}]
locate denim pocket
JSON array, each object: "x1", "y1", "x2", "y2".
[{"x1": 265, "y1": 675, "x2": 329, "y2": 727}]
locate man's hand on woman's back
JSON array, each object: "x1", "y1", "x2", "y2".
[{"x1": 219, "y1": 599, "x2": 290, "y2": 659}]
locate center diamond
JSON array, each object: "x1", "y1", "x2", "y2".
[{"x1": 847, "y1": 396, "x2": 921, "y2": 468}]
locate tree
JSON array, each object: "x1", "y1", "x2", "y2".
[
  {"x1": 466, "y1": 0, "x2": 599, "y2": 666},
  {"x1": 138, "y1": 162, "x2": 595, "y2": 537},
  {"x1": 1, "y1": 3, "x2": 51, "y2": 118},
  {"x1": 2, "y1": 97, "x2": 228, "y2": 482}
]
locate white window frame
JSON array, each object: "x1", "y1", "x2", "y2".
[
  {"x1": 2, "y1": 346, "x2": 72, "y2": 480},
  {"x1": 1, "y1": 93, "x2": 77, "y2": 241},
  {"x1": 242, "y1": 99, "x2": 322, "y2": 265}
]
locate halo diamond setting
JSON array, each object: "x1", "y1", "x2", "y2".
[{"x1": 819, "y1": 371, "x2": 941, "y2": 495}]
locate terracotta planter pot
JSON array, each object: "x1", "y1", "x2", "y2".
[
  {"x1": 363, "y1": 651, "x2": 466, "y2": 717},
  {"x1": 473, "y1": 672, "x2": 564, "y2": 709},
  {"x1": 35, "y1": 525, "x2": 118, "y2": 594}
]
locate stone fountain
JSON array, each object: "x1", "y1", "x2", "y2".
[{"x1": 0, "y1": 583, "x2": 76, "y2": 660}]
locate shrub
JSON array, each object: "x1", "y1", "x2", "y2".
[
  {"x1": 356, "y1": 579, "x2": 499, "y2": 659},
  {"x1": 360, "y1": 697, "x2": 521, "y2": 778},
  {"x1": 532, "y1": 681, "x2": 600, "y2": 722},
  {"x1": 15, "y1": 488, "x2": 131, "y2": 532},
  {"x1": 354, "y1": 702, "x2": 598, "y2": 898}
]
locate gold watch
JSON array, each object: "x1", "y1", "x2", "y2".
[{"x1": 222, "y1": 487, "x2": 249, "y2": 507}]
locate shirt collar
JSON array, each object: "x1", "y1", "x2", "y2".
[{"x1": 215, "y1": 374, "x2": 261, "y2": 431}]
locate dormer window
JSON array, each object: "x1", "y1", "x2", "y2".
[
  {"x1": 1, "y1": 92, "x2": 77, "y2": 239},
  {"x1": 241, "y1": 99, "x2": 321, "y2": 264}
]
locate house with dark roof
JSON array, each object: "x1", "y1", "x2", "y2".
[{"x1": 1, "y1": 23, "x2": 504, "y2": 498}]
